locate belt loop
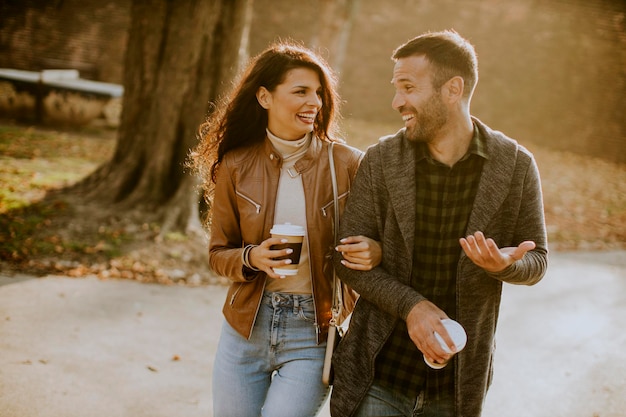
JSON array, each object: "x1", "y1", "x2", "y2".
[
  {"x1": 271, "y1": 292, "x2": 280, "y2": 307},
  {"x1": 293, "y1": 295, "x2": 299, "y2": 316}
]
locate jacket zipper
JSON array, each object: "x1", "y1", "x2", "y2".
[
  {"x1": 306, "y1": 234, "x2": 322, "y2": 340},
  {"x1": 234, "y1": 188, "x2": 265, "y2": 339},
  {"x1": 321, "y1": 191, "x2": 349, "y2": 217},
  {"x1": 229, "y1": 283, "x2": 244, "y2": 305},
  {"x1": 247, "y1": 279, "x2": 267, "y2": 340},
  {"x1": 236, "y1": 191, "x2": 261, "y2": 213},
  {"x1": 319, "y1": 192, "x2": 349, "y2": 340}
]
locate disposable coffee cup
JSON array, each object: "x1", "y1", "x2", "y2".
[
  {"x1": 270, "y1": 223, "x2": 305, "y2": 276},
  {"x1": 424, "y1": 318, "x2": 467, "y2": 369}
]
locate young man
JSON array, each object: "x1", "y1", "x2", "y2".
[{"x1": 331, "y1": 30, "x2": 548, "y2": 417}]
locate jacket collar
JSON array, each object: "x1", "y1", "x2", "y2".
[
  {"x1": 466, "y1": 117, "x2": 519, "y2": 234},
  {"x1": 263, "y1": 134, "x2": 324, "y2": 174},
  {"x1": 379, "y1": 129, "x2": 419, "y2": 256}
]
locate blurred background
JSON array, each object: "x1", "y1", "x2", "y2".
[
  {"x1": 0, "y1": 0, "x2": 624, "y2": 280},
  {"x1": 1, "y1": 0, "x2": 624, "y2": 162}
]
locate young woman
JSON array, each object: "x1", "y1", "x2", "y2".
[{"x1": 192, "y1": 41, "x2": 380, "y2": 417}]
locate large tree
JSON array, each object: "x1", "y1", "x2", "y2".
[
  {"x1": 309, "y1": 0, "x2": 359, "y2": 75},
  {"x1": 77, "y1": 0, "x2": 251, "y2": 234}
]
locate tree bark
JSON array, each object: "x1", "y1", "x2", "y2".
[
  {"x1": 309, "y1": 0, "x2": 359, "y2": 75},
  {"x1": 76, "y1": 0, "x2": 252, "y2": 234}
]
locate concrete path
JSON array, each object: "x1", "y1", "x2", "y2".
[{"x1": 1, "y1": 251, "x2": 624, "y2": 417}]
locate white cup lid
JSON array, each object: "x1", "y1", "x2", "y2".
[
  {"x1": 434, "y1": 319, "x2": 467, "y2": 353},
  {"x1": 272, "y1": 268, "x2": 298, "y2": 276},
  {"x1": 270, "y1": 223, "x2": 305, "y2": 236}
]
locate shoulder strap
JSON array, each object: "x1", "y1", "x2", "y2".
[{"x1": 328, "y1": 142, "x2": 342, "y2": 323}]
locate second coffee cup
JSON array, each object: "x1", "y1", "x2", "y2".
[
  {"x1": 270, "y1": 223, "x2": 305, "y2": 276},
  {"x1": 423, "y1": 318, "x2": 467, "y2": 369}
]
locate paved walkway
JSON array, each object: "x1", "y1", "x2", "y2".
[{"x1": 1, "y1": 251, "x2": 624, "y2": 417}]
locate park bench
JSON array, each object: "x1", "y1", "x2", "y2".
[{"x1": 0, "y1": 68, "x2": 123, "y2": 124}]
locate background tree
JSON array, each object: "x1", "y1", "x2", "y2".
[
  {"x1": 76, "y1": 0, "x2": 252, "y2": 235},
  {"x1": 309, "y1": 0, "x2": 359, "y2": 75}
]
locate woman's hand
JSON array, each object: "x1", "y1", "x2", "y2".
[
  {"x1": 248, "y1": 237, "x2": 294, "y2": 279},
  {"x1": 335, "y1": 235, "x2": 382, "y2": 271}
]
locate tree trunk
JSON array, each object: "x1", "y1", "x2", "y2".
[
  {"x1": 309, "y1": 0, "x2": 359, "y2": 75},
  {"x1": 77, "y1": 0, "x2": 252, "y2": 234}
]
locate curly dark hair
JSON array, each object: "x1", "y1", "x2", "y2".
[{"x1": 191, "y1": 40, "x2": 341, "y2": 208}]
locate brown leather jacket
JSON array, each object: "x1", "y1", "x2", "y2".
[{"x1": 209, "y1": 136, "x2": 363, "y2": 343}]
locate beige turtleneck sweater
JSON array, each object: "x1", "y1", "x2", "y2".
[{"x1": 265, "y1": 129, "x2": 312, "y2": 294}]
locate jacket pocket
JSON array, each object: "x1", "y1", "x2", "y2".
[
  {"x1": 321, "y1": 191, "x2": 350, "y2": 217},
  {"x1": 236, "y1": 190, "x2": 261, "y2": 214},
  {"x1": 229, "y1": 282, "x2": 244, "y2": 306}
]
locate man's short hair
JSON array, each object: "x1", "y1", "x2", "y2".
[{"x1": 393, "y1": 30, "x2": 479, "y2": 98}]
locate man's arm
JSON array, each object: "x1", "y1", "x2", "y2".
[
  {"x1": 463, "y1": 152, "x2": 548, "y2": 284},
  {"x1": 333, "y1": 149, "x2": 426, "y2": 321}
]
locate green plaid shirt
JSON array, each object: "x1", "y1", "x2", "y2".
[{"x1": 375, "y1": 124, "x2": 487, "y2": 400}]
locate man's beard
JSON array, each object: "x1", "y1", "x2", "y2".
[{"x1": 404, "y1": 94, "x2": 447, "y2": 143}]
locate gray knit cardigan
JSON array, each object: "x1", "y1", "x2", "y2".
[{"x1": 330, "y1": 117, "x2": 548, "y2": 417}]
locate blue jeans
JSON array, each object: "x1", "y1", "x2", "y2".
[
  {"x1": 212, "y1": 292, "x2": 329, "y2": 417},
  {"x1": 354, "y1": 382, "x2": 454, "y2": 417}
]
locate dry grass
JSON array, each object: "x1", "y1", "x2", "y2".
[
  {"x1": 0, "y1": 124, "x2": 115, "y2": 212},
  {"x1": 532, "y1": 146, "x2": 626, "y2": 250}
]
